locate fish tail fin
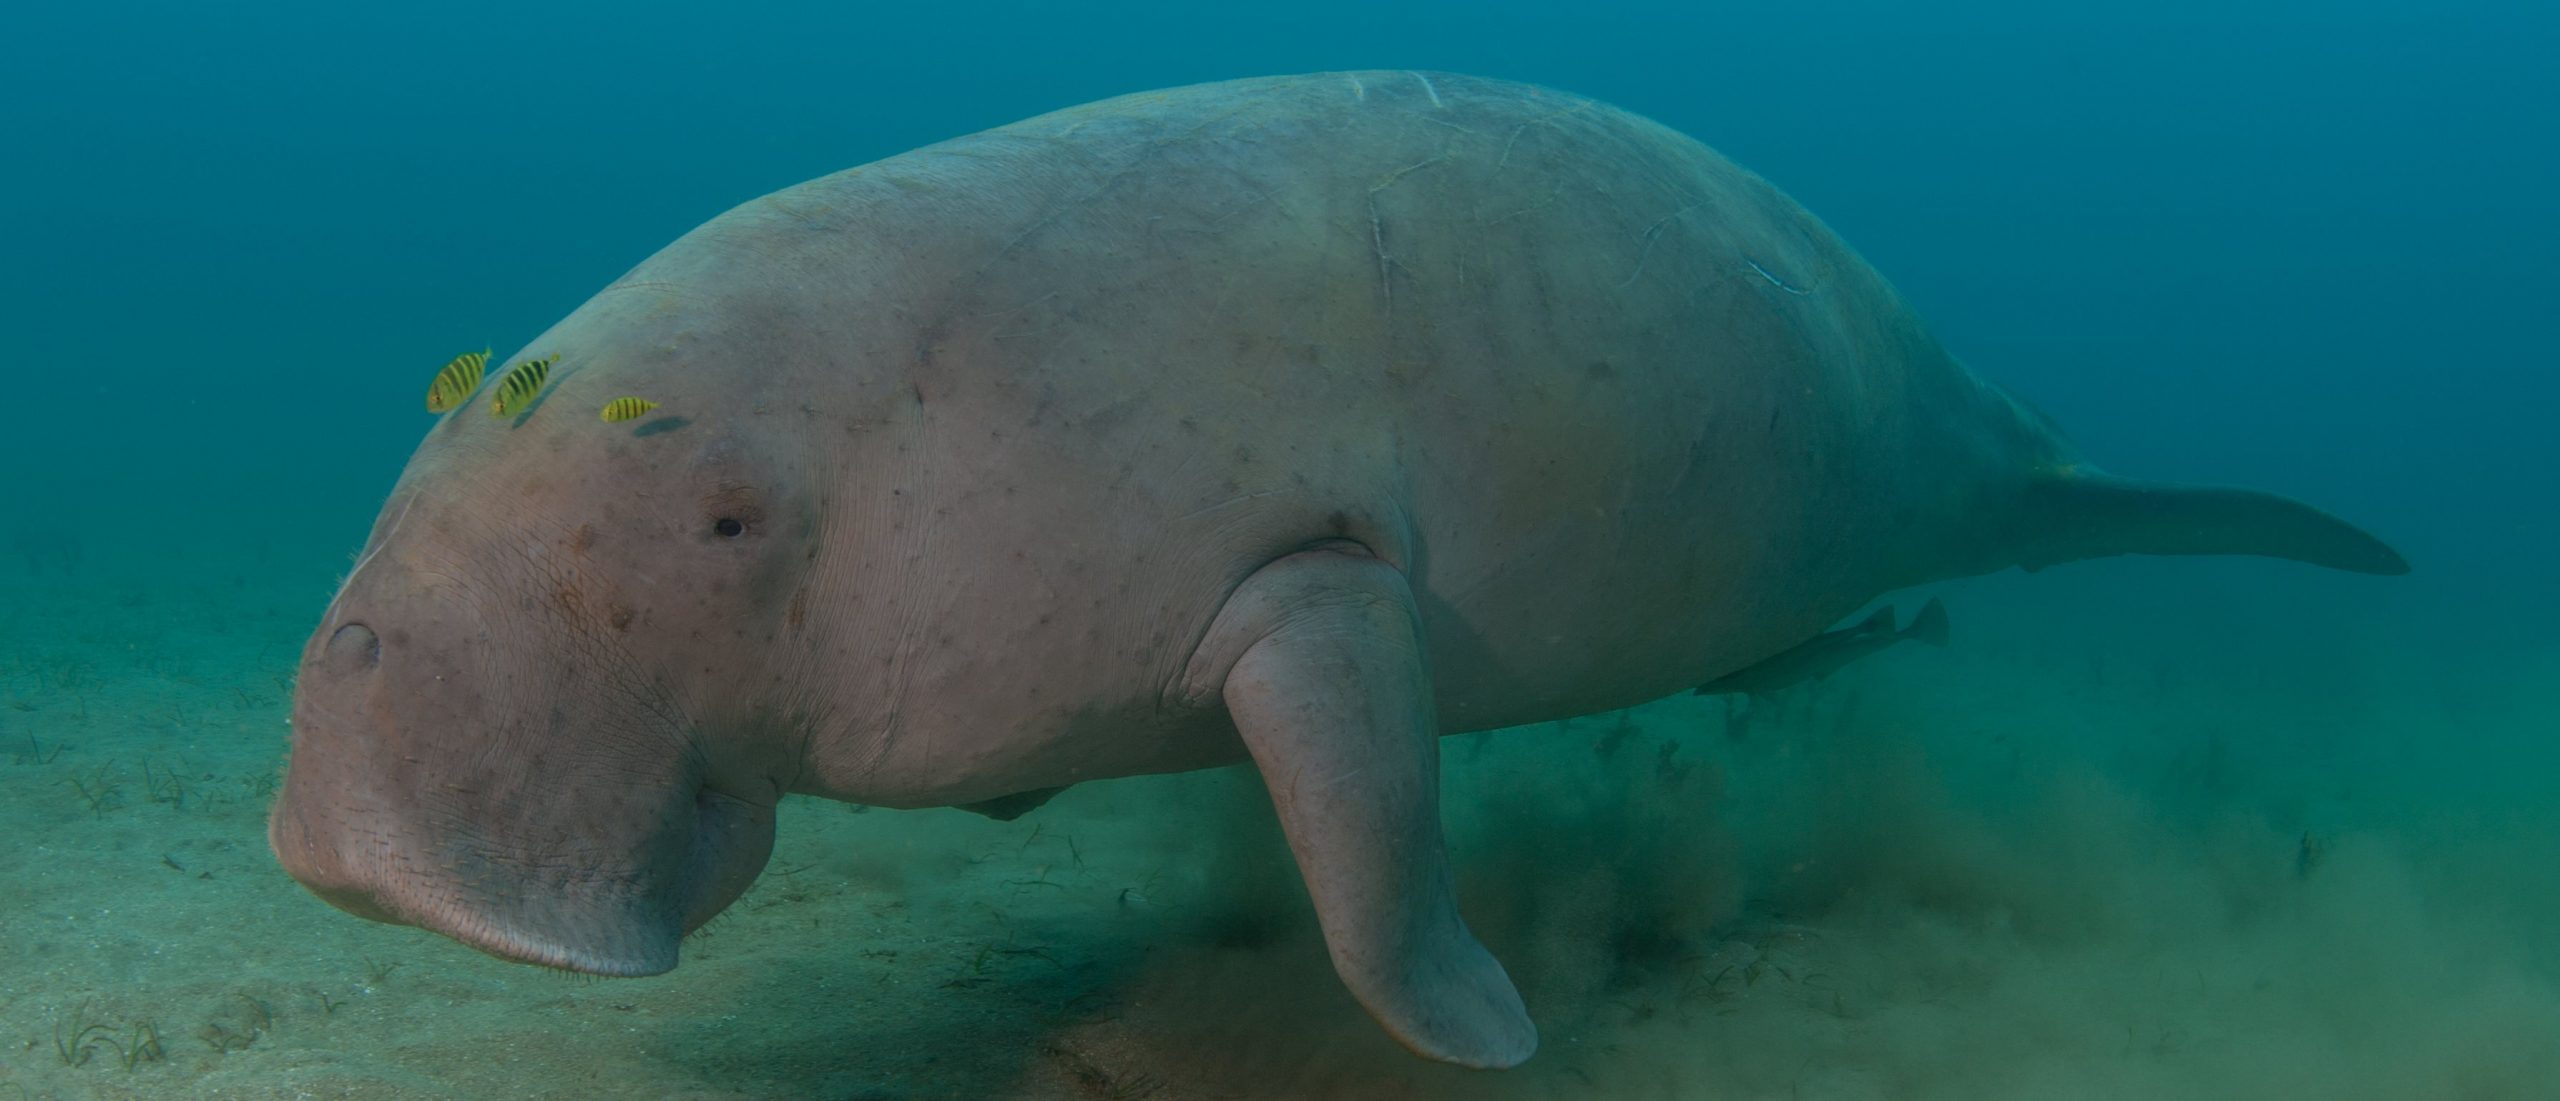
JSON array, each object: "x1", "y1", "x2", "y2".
[
  {"x1": 2017, "y1": 469, "x2": 2408, "y2": 576},
  {"x1": 1903, "y1": 597, "x2": 1950, "y2": 647}
]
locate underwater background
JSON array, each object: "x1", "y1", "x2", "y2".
[{"x1": 2, "y1": 0, "x2": 2554, "y2": 1097}]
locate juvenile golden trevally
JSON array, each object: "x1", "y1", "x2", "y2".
[
  {"x1": 424, "y1": 348, "x2": 489, "y2": 413},
  {"x1": 599, "y1": 397, "x2": 660, "y2": 423},
  {"x1": 489, "y1": 354, "x2": 558, "y2": 418}
]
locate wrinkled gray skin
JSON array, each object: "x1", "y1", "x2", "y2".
[{"x1": 272, "y1": 72, "x2": 2405, "y2": 1069}]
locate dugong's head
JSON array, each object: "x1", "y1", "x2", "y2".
[{"x1": 270, "y1": 291, "x2": 838, "y2": 974}]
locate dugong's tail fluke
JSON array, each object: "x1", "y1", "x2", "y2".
[{"x1": 2017, "y1": 471, "x2": 2410, "y2": 576}]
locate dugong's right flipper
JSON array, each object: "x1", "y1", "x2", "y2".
[{"x1": 1182, "y1": 545, "x2": 1537, "y2": 1069}]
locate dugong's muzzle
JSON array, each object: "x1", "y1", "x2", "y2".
[{"x1": 269, "y1": 581, "x2": 779, "y2": 976}]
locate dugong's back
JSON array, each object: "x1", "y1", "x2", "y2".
[{"x1": 717, "y1": 71, "x2": 2028, "y2": 727}]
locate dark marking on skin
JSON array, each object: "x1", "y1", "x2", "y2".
[
  {"x1": 634, "y1": 417, "x2": 690, "y2": 437},
  {"x1": 569, "y1": 523, "x2": 597, "y2": 555},
  {"x1": 1585, "y1": 360, "x2": 1615, "y2": 381},
  {"x1": 609, "y1": 604, "x2": 635, "y2": 632},
  {"x1": 1328, "y1": 510, "x2": 1353, "y2": 536},
  {"x1": 787, "y1": 589, "x2": 808, "y2": 630}
]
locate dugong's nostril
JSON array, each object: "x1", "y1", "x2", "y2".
[{"x1": 324, "y1": 622, "x2": 381, "y2": 674}]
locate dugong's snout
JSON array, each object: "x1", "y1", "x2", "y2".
[
  {"x1": 271, "y1": 590, "x2": 782, "y2": 977},
  {"x1": 270, "y1": 775, "x2": 776, "y2": 976}
]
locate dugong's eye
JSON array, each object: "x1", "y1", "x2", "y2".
[{"x1": 712, "y1": 517, "x2": 746, "y2": 538}]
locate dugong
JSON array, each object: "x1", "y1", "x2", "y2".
[{"x1": 270, "y1": 71, "x2": 2404, "y2": 1069}]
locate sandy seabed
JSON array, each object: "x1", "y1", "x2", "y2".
[{"x1": 2, "y1": 559, "x2": 2554, "y2": 1101}]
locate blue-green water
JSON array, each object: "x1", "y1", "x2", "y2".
[{"x1": 2, "y1": 2, "x2": 2553, "y2": 1098}]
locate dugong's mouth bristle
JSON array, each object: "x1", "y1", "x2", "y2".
[{"x1": 434, "y1": 907, "x2": 682, "y2": 978}]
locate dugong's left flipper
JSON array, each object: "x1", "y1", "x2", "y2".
[
  {"x1": 954, "y1": 786, "x2": 1069, "y2": 821},
  {"x1": 1183, "y1": 546, "x2": 1537, "y2": 1069}
]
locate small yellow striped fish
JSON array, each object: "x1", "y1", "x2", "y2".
[
  {"x1": 489, "y1": 354, "x2": 558, "y2": 417},
  {"x1": 599, "y1": 397, "x2": 661, "y2": 423},
  {"x1": 424, "y1": 348, "x2": 489, "y2": 413}
]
